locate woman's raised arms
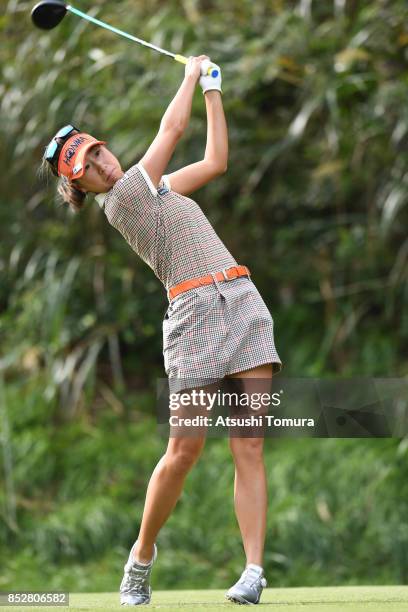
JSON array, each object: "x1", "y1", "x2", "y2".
[
  {"x1": 165, "y1": 84, "x2": 228, "y2": 196},
  {"x1": 139, "y1": 56, "x2": 210, "y2": 189}
]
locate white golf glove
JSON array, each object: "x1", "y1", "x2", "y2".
[{"x1": 199, "y1": 59, "x2": 222, "y2": 95}]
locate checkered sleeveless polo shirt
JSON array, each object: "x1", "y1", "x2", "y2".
[{"x1": 96, "y1": 162, "x2": 238, "y2": 290}]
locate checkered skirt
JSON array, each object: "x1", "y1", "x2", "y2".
[{"x1": 163, "y1": 275, "x2": 282, "y2": 393}]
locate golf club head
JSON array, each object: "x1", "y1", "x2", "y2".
[{"x1": 31, "y1": 0, "x2": 67, "y2": 30}]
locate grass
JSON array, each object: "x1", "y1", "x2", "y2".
[{"x1": 14, "y1": 586, "x2": 408, "y2": 611}]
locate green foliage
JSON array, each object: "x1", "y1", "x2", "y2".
[{"x1": 1, "y1": 0, "x2": 407, "y2": 592}]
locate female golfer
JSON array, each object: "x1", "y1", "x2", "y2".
[{"x1": 41, "y1": 55, "x2": 282, "y2": 605}]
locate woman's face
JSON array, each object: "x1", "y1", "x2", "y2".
[{"x1": 71, "y1": 144, "x2": 124, "y2": 194}]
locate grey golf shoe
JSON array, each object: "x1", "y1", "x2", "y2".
[
  {"x1": 225, "y1": 564, "x2": 267, "y2": 605},
  {"x1": 120, "y1": 541, "x2": 157, "y2": 606}
]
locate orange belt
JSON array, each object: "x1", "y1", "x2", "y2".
[{"x1": 168, "y1": 265, "x2": 251, "y2": 301}]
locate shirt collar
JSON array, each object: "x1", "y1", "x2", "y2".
[{"x1": 95, "y1": 192, "x2": 108, "y2": 209}]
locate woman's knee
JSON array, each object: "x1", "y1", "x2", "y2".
[
  {"x1": 165, "y1": 437, "x2": 205, "y2": 474},
  {"x1": 229, "y1": 436, "x2": 264, "y2": 462}
]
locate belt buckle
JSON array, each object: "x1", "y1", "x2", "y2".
[{"x1": 221, "y1": 267, "x2": 230, "y2": 281}]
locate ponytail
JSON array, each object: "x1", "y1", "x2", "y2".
[{"x1": 57, "y1": 176, "x2": 87, "y2": 212}]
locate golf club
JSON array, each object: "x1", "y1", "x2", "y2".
[{"x1": 31, "y1": 0, "x2": 219, "y2": 77}]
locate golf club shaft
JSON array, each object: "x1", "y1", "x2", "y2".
[{"x1": 66, "y1": 5, "x2": 210, "y2": 75}]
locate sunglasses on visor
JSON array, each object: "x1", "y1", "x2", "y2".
[{"x1": 45, "y1": 124, "x2": 81, "y2": 164}]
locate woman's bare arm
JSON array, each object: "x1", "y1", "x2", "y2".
[
  {"x1": 139, "y1": 56, "x2": 209, "y2": 188},
  {"x1": 166, "y1": 90, "x2": 228, "y2": 196}
]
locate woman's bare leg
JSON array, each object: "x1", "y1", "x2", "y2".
[
  {"x1": 133, "y1": 435, "x2": 205, "y2": 563},
  {"x1": 133, "y1": 381, "x2": 219, "y2": 563},
  {"x1": 227, "y1": 363, "x2": 273, "y2": 567}
]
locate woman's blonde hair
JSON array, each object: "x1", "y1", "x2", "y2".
[{"x1": 37, "y1": 128, "x2": 87, "y2": 213}]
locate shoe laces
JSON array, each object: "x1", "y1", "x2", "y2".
[
  {"x1": 239, "y1": 566, "x2": 267, "y2": 590},
  {"x1": 121, "y1": 562, "x2": 151, "y2": 594}
]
